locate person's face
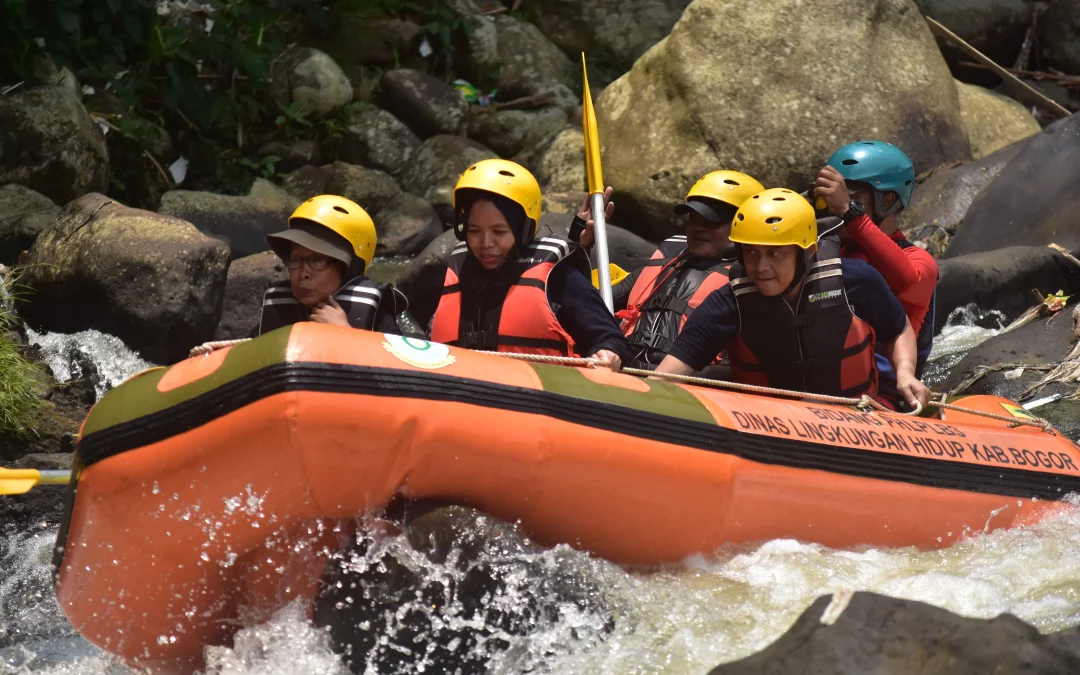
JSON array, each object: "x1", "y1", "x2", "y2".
[
  {"x1": 685, "y1": 211, "x2": 732, "y2": 258},
  {"x1": 742, "y1": 244, "x2": 800, "y2": 297},
  {"x1": 287, "y1": 244, "x2": 344, "y2": 308},
  {"x1": 466, "y1": 199, "x2": 517, "y2": 270}
]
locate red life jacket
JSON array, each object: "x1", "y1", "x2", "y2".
[
  {"x1": 617, "y1": 236, "x2": 731, "y2": 362},
  {"x1": 727, "y1": 238, "x2": 879, "y2": 400},
  {"x1": 430, "y1": 237, "x2": 576, "y2": 356}
]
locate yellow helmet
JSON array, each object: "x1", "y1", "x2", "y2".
[
  {"x1": 730, "y1": 188, "x2": 817, "y2": 249},
  {"x1": 283, "y1": 195, "x2": 377, "y2": 272},
  {"x1": 453, "y1": 159, "x2": 542, "y2": 241},
  {"x1": 686, "y1": 170, "x2": 765, "y2": 208}
]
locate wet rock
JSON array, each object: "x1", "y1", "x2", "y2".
[
  {"x1": 158, "y1": 179, "x2": 301, "y2": 259},
  {"x1": 313, "y1": 504, "x2": 610, "y2": 674},
  {"x1": 379, "y1": 69, "x2": 467, "y2": 138},
  {"x1": 1039, "y1": 0, "x2": 1080, "y2": 75},
  {"x1": 0, "y1": 185, "x2": 60, "y2": 264},
  {"x1": 915, "y1": 0, "x2": 1032, "y2": 82},
  {"x1": 468, "y1": 106, "x2": 568, "y2": 159},
  {"x1": 256, "y1": 140, "x2": 323, "y2": 173},
  {"x1": 709, "y1": 591, "x2": 1080, "y2": 675},
  {"x1": 213, "y1": 252, "x2": 286, "y2": 341},
  {"x1": 373, "y1": 193, "x2": 443, "y2": 257},
  {"x1": 0, "y1": 86, "x2": 109, "y2": 205},
  {"x1": 514, "y1": 127, "x2": 586, "y2": 193},
  {"x1": 954, "y1": 81, "x2": 1040, "y2": 160},
  {"x1": 899, "y1": 141, "x2": 1024, "y2": 256},
  {"x1": 398, "y1": 135, "x2": 497, "y2": 223},
  {"x1": 269, "y1": 47, "x2": 354, "y2": 118},
  {"x1": 945, "y1": 112, "x2": 1080, "y2": 257},
  {"x1": 596, "y1": 0, "x2": 971, "y2": 239},
  {"x1": 339, "y1": 105, "x2": 421, "y2": 176},
  {"x1": 524, "y1": 0, "x2": 693, "y2": 86},
  {"x1": 459, "y1": 13, "x2": 579, "y2": 103},
  {"x1": 19, "y1": 194, "x2": 230, "y2": 363},
  {"x1": 935, "y1": 246, "x2": 1080, "y2": 330},
  {"x1": 280, "y1": 165, "x2": 331, "y2": 201},
  {"x1": 323, "y1": 162, "x2": 402, "y2": 215}
]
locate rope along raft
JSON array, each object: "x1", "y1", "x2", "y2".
[{"x1": 188, "y1": 339, "x2": 1055, "y2": 433}]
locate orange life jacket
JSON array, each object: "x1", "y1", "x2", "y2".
[
  {"x1": 727, "y1": 238, "x2": 879, "y2": 400},
  {"x1": 430, "y1": 237, "x2": 576, "y2": 356},
  {"x1": 618, "y1": 236, "x2": 731, "y2": 362}
]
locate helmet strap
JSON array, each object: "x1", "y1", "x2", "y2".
[{"x1": 870, "y1": 191, "x2": 903, "y2": 225}]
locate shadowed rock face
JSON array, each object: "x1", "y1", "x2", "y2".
[
  {"x1": 953, "y1": 81, "x2": 1039, "y2": 160},
  {"x1": 213, "y1": 251, "x2": 286, "y2": 341},
  {"x1": 379, "y1": 69, "x2": 468, "y2": 139},
  {"x1": 709, "y1": 591, "x2": 1080, "y2": 675},
  {"x1": 595, "y1": 0, "x2": 971, "y2": 239}
]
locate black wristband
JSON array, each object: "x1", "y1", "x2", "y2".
[
  {"x1": 568, "y1": 215, "x2": 589, "y2": 245},
  {"x1": 842, "y1": 199, "x2": 866, "y2": 223}
]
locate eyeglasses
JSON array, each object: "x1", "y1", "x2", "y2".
[{"x1": 286, "y1": 254, "x2": 331, "y2": 271}]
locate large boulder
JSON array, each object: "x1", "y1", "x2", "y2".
[
  {"x1": 459, "y1": 12, "x2": 579, "y2": 101},
  {"x1": 596, "y1": 0, "x2": 971, "y2": 239},
  {"x1": 514, "y1": 127, "x2": 587, "y2": 193},
  {"x1": 0, "y1": 185, "x2": 60, "y2": 264},
  {"x1": 18, "y1": 194, "x2": 230, "y2": 363},
  {"x1": 338, "y1": 105, "x2": 421, "y2": 176},
  {"x1": 467, "y1": 106, "x2": 568, "y2": 158},
  {"x1": 269, "y1": 47, "x2": 354, "y2": 117},
  {"x1": 898, "y1": 140, "x2": 1025, "y2": 256},
  {"x1": 213, "y1": 252, "x2": 285, "y2": 341},
  {"x1": 945, "y1": 113, "x2": 1080, "y2": 257},
  {"x1": 954, "y1": 81, "x2": 1040, "y2": 160},
  {"x1": 379, "y1": 69, "x2": 468, "y2": 138},
  {"x1": 524, "y1": 0, "x2": 694, "y2": 85},
  {"x1": 935, "y1": 246, "x2": 1080, "y2": 329},
  {"x1": 1039, "y1": 0, "x2": 1080, "y2": 75},
  {"x1": 323, "y1": 162, "x2": 402, "y2": 214},
  {"x1": 373, "y1": 193, "x2": 443, "y2": 257},
  {"x1": 708, "y1": 591, "x2": 1080, "y2": 675},
  {"x1": 398, "y1": 135, "x2": 498, "y2": 223},
  {"x1": 158, "y1": 179, "x2": 301, "y2": 259},
  {"x1": 0, "y1": 86, "x2": 109, "y2": 205},
  {"x1": 914, "y1": 0, "x2": 1032, "y2": 79}
]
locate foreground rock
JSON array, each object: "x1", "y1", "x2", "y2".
[
  {"x1": 379, "y1": 69, "x2": 467, "y2": 138},
  {"x1": 596, "y1": 0, "x2": 971, "y2": 238},
  {"x1": 0, "y1": 185, "x2": 60, "y2": 263},
  {"x1": 213, "y1": 252, "x2": 285, "y2": 341},
  {"x1": 269, "y1": 47, "x2": 354, "y2": 118},
  {"x1": 954, "y1": 81, "x2": 1040, "y2": 160},
  {"x1": 158, "y1": 179, "x2": 301, "y2": 259},
  {"x1": 339, "y1": 105, "x2": 421, "y2": 176},
  {"x1": 899, "y1": 141, "x2": 1024, "y2": 255},
  {"x1": 19, "y1": 194, "x2": 230, "y2": 363},
  {"x1": 314, "y1": 504, "x2": 609, "y2": 673},
  {"x1": 935, "y1": 246, "x2": 1080, "y2": 328},
  {"x1": 398, "y1": 136, "x2": 497, "y2": 223},
  {"x1": 0, "y1": 86, "x2": 109, "y2": 205},
  {"x1": 709, "y1": 591, "x2": 1080, "y2": 675},
  {"x1": 946, "y1": 113, "x2": 1080, "y2": 257}
]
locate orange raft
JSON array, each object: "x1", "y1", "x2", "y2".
[{"x1": 55, "y1": 324, "x2": 1080, "y2": 671}]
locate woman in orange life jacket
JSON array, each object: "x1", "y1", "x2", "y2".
[
  {"x1": 571, "y1": 171, "x2": 764, "y2": 370},
  {"x1": 259, "y1": 195, "x2": 406, "y2": 335},
  {"x1": 428, "y1": 159, "x2": 630, "y2": 369},
  {"x1": 654, "y1": 188, "x2": 932, "y2": 411}
]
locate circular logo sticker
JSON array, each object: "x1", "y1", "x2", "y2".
[{"x1": 382, "y1": 334, "x2": 456, "y2": 369}]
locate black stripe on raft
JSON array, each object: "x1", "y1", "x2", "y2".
[{"x1": 76, "y1": 363, "x2": 1080, "y2": 500}]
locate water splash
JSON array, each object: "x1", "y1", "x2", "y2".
[
  {"x1": 923, "y1": 304, "x2": 1007, "y2": 387},
  {"x1": 24, "y1": 328, "x2": 153, "y2": 400}
]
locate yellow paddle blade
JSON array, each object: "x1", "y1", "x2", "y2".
[
  {"x1": 582, "y1": 53, "x2": 604, "y2": 196},
  {"x1": 0, "y1": 468, "x2": 71, "y2": 495},
  {"x1": 592, "y1": 263, "x2": 628, "y2": 289}
]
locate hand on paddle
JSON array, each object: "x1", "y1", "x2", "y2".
[
  {"x1": 310, "y1": 296, "x2": 349, "y2": 327},
  {"x1": 576, "y1": 187, "x2": 615, "y2": 249},
  {"x1": 592, "y1": 349, "x2": 622, "y2": 372},
  {"x1": 814, "y1": 166, "x2": 852, "y2": 217}
]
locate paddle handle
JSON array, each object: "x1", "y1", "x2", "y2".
[
  {"x1": 590, "y1": 192, "x2": 614, "y2": 313},
  {"x1": 37, "y1": 470, "x2": 72, "y2": 485}
]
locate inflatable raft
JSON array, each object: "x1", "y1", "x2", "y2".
[{"x1": 54, "y1": 324, "x2": 1080, "y2": 671}]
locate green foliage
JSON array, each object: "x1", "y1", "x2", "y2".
[{"x1": 0, "y1": 273, "x2": 41, "y2": 440}]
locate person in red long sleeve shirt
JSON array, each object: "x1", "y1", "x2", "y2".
[{"x1": 814, "y1": 141, "x2": 938, "y2": 407}]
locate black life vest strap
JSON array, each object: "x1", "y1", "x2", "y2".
[
  {"x1": 640, "y1": 293, "x2": 690, "y2": 315},
  {"x1": 629, "y1": 331, "x2": 673, "y2": 352}
]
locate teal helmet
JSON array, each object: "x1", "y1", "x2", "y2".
[{"x1": 827, "y1": 141, "x2": 915, "y2": 216}]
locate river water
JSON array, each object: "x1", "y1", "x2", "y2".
[{"x1": 5, "y1": 305, "x2": 1080, "y2": 675}]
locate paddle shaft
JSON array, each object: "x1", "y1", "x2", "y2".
[
  {"x1": 0, "y1": 468, "x2": 71, "y2": 495},
  {"x1": 590, "y1": 192, "x2": 615, "y2": 313}
]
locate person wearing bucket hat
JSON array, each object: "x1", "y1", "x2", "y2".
[
  {"x1": 814, "y1": 141, "x2": 938, "y2": 396},
  {"x1": 654, "y1": 188, "x2": 930, "y2": 411},
  {"x1": 258, "y1": 195, "x2": 406, "y2": 335},
  {"x1": 429, "y1": 159, "x2": 630, "y2": 369},
  {"x1": 569, "y1": 171, "x2": 763, "y2": 370}
]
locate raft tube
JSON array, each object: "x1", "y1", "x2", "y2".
[{"x1": 54, "y1": 324, "x2": 1080, "y2": 671}]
